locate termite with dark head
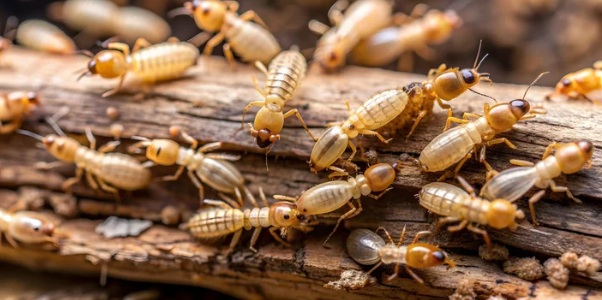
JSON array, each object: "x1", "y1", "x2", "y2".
[
  {"x1": 0, "y1": 209, "x2": 57, "y2": 248},
  {"x1": 546, "y1": 61, "x2": 602, "y2": 105}
]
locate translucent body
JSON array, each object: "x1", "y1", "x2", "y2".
[
  {"x1": 313, "y1": 0, "x2": 392, "y2": 71},
  {"x1": 310, "y1": 89, "x2": 408, "y2": 171},
  {"x1": 351, "y1": 10, "x2": 461, "y2": 67},
  {"x1": 481, "y1": 167, "x2": 537, "y2": 202},
  {"x1": 346, "y1": 228, "x2": 387, "y2": 265},
  {"x1": 114, "y1": 7, "x2": 171, "y2": 44},
  {"x1": 420, "y1": 182, "x2": 489, "y2": 225},
  {"x1": 129, "y1": 42, "x2": 199, "y2": 83},
  {"x1": 552, "y1": 63, "x2": 602, "y2": 101},
  {"x1": 419, "y1": 118, "x2": 487, "y2": 172},
  {"x1": 190, "y1": 152, "x2": 245, "y2": 195},
  {"x1": 222, "y1": 13, "x2": 281, "y2": 64},
  {"x1": 0, "y1": 91, "x2": 39, "y2": 134},
  {"x1": 16, "y1": 20, "x2": 76, "y2": 54},
  {"x1": 0, "y1": 209, "x2": 55, "y2": 244},
  {"x1": 62, "y1": 0, "x2": 118, "y2": 35}
]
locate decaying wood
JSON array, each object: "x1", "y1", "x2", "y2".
[{"x1": 0, "y1": 48, "x2": 600, "y2": 299}]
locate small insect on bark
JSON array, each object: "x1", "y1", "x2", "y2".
[
  {"x1": 346, "y1": 227, "x2": 454, "y2": 284},
  {"x1": 481, "y1": 140, "x2": 594, "y2": 225},
  {"x1": 16, "y1": 20, "x2": 76, "y2": 54},
  {"x1": 417, "y1": 73, "x2": 548, "y2": 181},
  {"x1": 310, "y1": 89, "x2": 409, "y2": 173},
  {"x1": 309, "y1": 0, "x2": 393, "y2": 72},
  {"x1": 546, "y1": 61, "x2": 602, "y2": 105},
  {"x1": 418, "y1": 176, "x2": 525, "y2": 248},
  {"x1": 185, "y1": 188, "x2": 317, "y2": 253},
  {"x1": 0, "y1": 208, "x2": 57, "y2": 247},
  {"x1": 275, "y1": 163, "x2": 397, "y2": 246},
  {"x1": 17, "y1": 110, "x2": 152, "y2": 199},
  {"x1": 173, "y1": 0, "x2": 281, "y2": 65},
  {"x1": 241, "y1": 49, "x2": 316, "y2": 154},
  {"x1": 129, "y1": 126, "x2": 249, "y2": 206},
  {"x1": 78, "y1": 37, "x2": 199, "y2": 97},
  {"x1": 0, "y1": 91, "x2": 40, "y2": 134}
]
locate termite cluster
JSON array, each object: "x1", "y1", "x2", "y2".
[{"x1": 0, "y1": 0, "x2": 599, "y2": 293}]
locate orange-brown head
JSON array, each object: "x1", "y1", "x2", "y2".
[
  {"x1": 268, "y1": 202, "x2": 314, "y2": 228},
  {"x1": 554, "y1": 140, "x2": 594, "y2": 174},
  {"x1": 143, "y1": 139, "x2": 181, "y2": 166},
  {"x1": 406, "y1": 243, "x2": 455, "y2": 269},
  {"x1": 364, "y1": 163, "x2": 397, "y2": 192},
  {"x1": 486, "y1": 99, "x2": 531, "y2": 132},
  {"x1": 554, "y1": 69, "x2": 599, "y2": 97},
  {"x1": 42, "y1": 134, "x2": 80, "y2": 162},
  {"x1": 186, "y1": 0, "x2": 229, "y2": 33},
  {"x1": 6, "y1": 91, "x2": 40, "y2": 113},
  {"x1": 423, "y1": 10, "x2": 462, "y2": 44},
  {"x1": 87, "y1": 50, "x2": 128, "y2": 79},
  {"x1": 9, "y1": 212, "x2": 55, "y2": 244},
  {"x1": 250, "y1": 105, "x2": 284, "y2": 148},
  {"x1": 486, "y1": 199, "x2": 524, "y2": 230}
]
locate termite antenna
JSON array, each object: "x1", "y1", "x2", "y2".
[
  {"x1": 45, "y1": 107, "x2": 69, "y2": 137},
  {"x1": 131, "y1": 136, "x2": 150, "y2": 141},
  {"x1": 475, "y1": 53, "x2": 489, "y2": 71},
  {"x1": 469, "y1": 88, "x2": 497, "y2": 103},
  {"x1": 523, "y1": 72, "x2": 549, "y2": 100},
  {"x1": 472, "y1": 40, "x2": 483, "y2": 69},
  {"x1": 76, "y1": 71, "x2": 91, "y2": 81},
  {"x1": 16, "y1": 129, "x2": 44, "y2": 141},
  {"x1": 74, "y1": 50, "x2": 93, "y2": 58},
  {"x1": 167, "y1": 4, "x2": 192, "y2": 19}
]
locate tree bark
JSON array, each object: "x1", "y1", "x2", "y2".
[{"x1": 0, "y1": 48, "x2": 600, "y2": 299}]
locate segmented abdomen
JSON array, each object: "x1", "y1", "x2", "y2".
[
  {"x1": 419, "y1": 123, "x2": 480, "y2": 172},
  {"x1": 224, "y1": 16, "x2": 281, "y2": 65},
  {"x1": 16, "y1": 20, "x2": 76, "y2": 54},
  {"x1": 310, "y1": 126, "x2": 349, "y2": 172},
  {"x1": 187, "y1": 209, "x2": 245, "y2": 238},
  {"x1": 353, "y1": 89, "x2": 408, "y2": 130},
  {"x1": 265, "y1": 50, "x2": 307, "y2": 103},
  {"x1": 419, "y1": 182, "x2": 488, "y2": 225},
  {"x1": 195, "y1": 158, "x2": 244, "y2": 194},
  {"x1": 131, "y1": 42, "x2": 198, "y2": 82},
  {"x1": 96, "y1": 153, "x2": 152, "y2": 190},
  {"x1": 296, "y1": 181, "x2": 353, "y2": 215}
]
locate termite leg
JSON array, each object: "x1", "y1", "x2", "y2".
[
  {"x1": 396, "y1": 225, "x2": 406, "y2": 246},
  {"x1": 326, "y1": 166, "x2": 349, "y2": 178},
  {"x1": 187, "y1": 32, "x2": 211, "y2": 47},
  {"x1": 466, "y1": 223, "x2": 491, "y2": 249},
  {"x1": 427, "y1": 64, "x2": 447, "y2": 79},
  {"x1": 249, "y1": 227, "x2": 262, "y2": 252},
  {"x1": 97, "y1": 141, "x2": 121, "y2": 153},
  {"x1": 5, "y1": 233, "x2": 18, "y2": 248},
  {"x1": 375, "y1": 226, "x2": 395, "y2": 244},
  {"x1": 412, "y1": 231, "x2": 432, "y2": 244},
  {"x1": 269, "y1": 227, "x2": 292, "y2": 248},
  {"x1": 367, "y1": 187, "x2": 393, "y2": 200},
  {"x1": 387, "y1": 263, "x2": 401, "y2": 281},
  {"x1": 131, "y1": 38, "x2": 151, "y2": 53},
  {"x1": 484, "y1": 160, "x2": 499, "y2": 181},
  {"x1": 238, "y1": 10, "x2": 269, "y2": 30},
  {"x1": 447, "y1": 219, "x2": 468, "y2": 232},
  {"x1": 357, "y1": 129, "x2": 392, "y2": 144},
  {"x1": 549, "y1": 180, "x2": 581, "y2": 203},
  {"x1": 282, "y1": 108, "x2": 317, "y2": 141},
  {"x1": 240, "y1": 101, "x2": 264, "y2": 130},
  {"x1": 444, "y1": 109, "x2": 470, "y2": 131},
  {"x1": 541, "y1": 142, "x2": 558, "y2": 159},
  {"x1": 156, "y1": 165, "x2": 186, "y2": 182},
  {"x1": 203, "y1": 33, "x2": 225, "y2": 56},
  {"x1": 107, "y1": 42, "x2": 130, "y2": 56},
  {"x1": 85, "y1": 127, "x2": 97, "y2": 150},
  {"x1": 509, "y1": 159, "x2": 535, "y2": 167},
  {"x1": 485, "y1": 138, "x2": 517, "y2": 150},
  {"x1": 254, "y1": 61, "x2": 269, "y2": 77},
  {"x1": 102, "y1": 75, "x2": 125, "y2": 97},
  {"x1": 456, "y1": 176, "x2": 476, "y2": 197},
  {"x1": 226, "y1": 230, "x2": 242, "y2": 255},
  {"x1": 173, "y1": 127, "x2": 199, "y2": 150},
  {"x1": 437, "y1": 152, "x2": 472, "y2": 182},
  {"x1": 96, "y1": 177, "x2": 120, "y2": 200},
  {"x1": 462, "y1": 112, "x2": 482, "y2": 120},
  {"x1": 224, "y1": 0, "x2": 239, "y2": 12},
  {"x1": 197, "y1": 142, "x2": 222, "y2": 154},
  {"x1": 434, "y1": 216, "x2": 461, "y2": 236},
  {"x1": 187, "y1": 170, "x2": 206, "y2": 206},
  {"x1": 405, "y1": 266, "x2": 424, "y2": 284},
  {"x1": 406, "y1": 109, "x2": 428, "y2": 139},
  {"x1": 85, "y1": 172, "x2": 100, "y2": 191},
  {"x1": 203, "y1": 199, "x2": 233, "y2": 210},
  {"x1": 327, "y1": 0, "x2": 349, "y2": 25},
  {"x1": 323, "y1": 200, "x2": 361, "y2": 246},
  {"x1": 436, "y1": 97, "x2": 452, "y2": 111},
  {"x1": 257, "y1": 187, "x2": 268, "y2": 207},
  {"x1": 527, "y1": 190, "x2": 546, "y2": 225},
  {"x1": 273, "y1": 194, "x2": 297, "y2": 202},
  {"x1": 346, "y1": 140, "x2": 357, "y2": 161},
  {"x1": 217, "y1": 193, "x2": 240, "y2": 209},
  {"x1": 62, "y1": 168, "x2": 84, "y2": 191},
  {"x1": 223, "y1": 43, "x2": 235, "y2": 68},
  {"x1": 366, "y1": 262, "x2": 383, "y2": 275}
]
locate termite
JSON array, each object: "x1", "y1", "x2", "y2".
[
  {"x1": 480, "y1": 140, "x2": 594, "y2": 225},
  {"x1": 418, "y1": 176, "x2": 525, "y2": 247},
  {"x1": 113, "y1": 6, "x2": 171, "y2": 44},
  {"x1": 129, "y1": 126, "x2": 248, "y2": 206},
  {"x1": 55, "y1": 0, "x2": 119, "y2": 38},
  {"x1": 241, "y1": 49, "x2": 316, "y2": 151},
  {"x1": 309, "y1": 0, "x2": 393, "y2": 72},
  {"x1": 350, "y1": 7, "x2": 462, "y2": 69},
  {"x1": 346, "y1": 227, "x2": 454, "y2": 283},
  {"x1": 378, "y1": 41, "x2": 491, "y2": 138},
  {"x1": 0, "y1": 91, "x2": 40, "y2": 134},
  {"x1": 78, "y1": 37, "x2": 198, "y2": 97},
  {"x1": 417, "y1": 73, "x2": 547, "y2": 180},
  {"x1": 546, "y1": 61, "x2": 602, "y2": 105},
  {"x1": 0, "y1": 208, "x2": 57, "y2": 247},
  {"x1": 173, "y1": 0, "x2": 281, "y2": 65},
  {"x1": 309, "y1": 89, "x2": 409, "y2": 173},
  {"x1": 15, "y1": 20, "x2": 76, "y2": 54},
  {"x1": 275, "y1": 163, "x2": 397, "y2": 245},
  {"x1": 17, "y1": 111, "x2": 152, "y2": 198},
  {"x1": 185, "y1": 188, "x2": 316, "y2": 253}
]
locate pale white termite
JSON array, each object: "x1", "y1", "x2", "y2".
[
  {"x1": 79, "y1": 38, "x2": 199, "y2": 97},
  {"x1": 16, "y1": 20, "x2": 76, "y2": 54},
  {"x1": 309, "y1": 0, "x2": 393, "y2": 71},
  {"x1": 418, "y1": 177, "x2": 525, "y2": 247},
  {"x1": 310, "y1": 89, "x2": 408, "y2": 173},
  {"x1": 174, "y1": 0, "x2": 281, "y2": 65},
  {"x1": 113, "y1": 6, "x2": 171, "y2": 44},
  {"x1": 0, "y1": 91, "x2": 40, "y2": 134},
  {"x1": 418, "y1": 74, "x2": 548, "y2": 180},
  {"x1": 346, "y1": 227, "x2": 454, "y2": 283},
  {"x1": 480, "y1": 140, "x2": 594, "y2": 225},
  {"x1": 275, "y1": 163, "x2": 397, "y2": 245},
  {"x1": 241, "y1": 49, "x2": 315, "y2": 150},
  {"x1": 185, "y1": 188, "x2": 316, "y2": 253},
  {"x1": 59, "y1": 0, "x2": 119, "y2": 37},
  {"x1": 130, "y1": 126, "x2": 249, "y2": 206},
  {"x1": 0, "y1": 208, "x2": 57, "y2": 247}
]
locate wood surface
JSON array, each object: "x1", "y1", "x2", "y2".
[{"x1": 0, "y1": 48, "x2": 600, "y2": 299}]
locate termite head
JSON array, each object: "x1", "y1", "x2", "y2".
[
  {"x1": 424, "y1": 10, "x2": 462, "y2": 43},
  {"x1": 7, "y1": 91, "x2": 40, "y2": 112},
  {"x1": 87, "y1": 50, "x2": 127, "y2": 79},
  {"x1": 553, "y1": 68, "x2": 598, "y2": 97},
  {"x1": 406, "y1": 243, "x2": 455, "y2": 269},
  {"x1": 554, "y1": 140, "x2": 594, "y2": 174},
  {"x1": 187, "y1": 0, "x2": 228, "y2": 32},
  {"x1": 250, "y1": 105, "x2": 283, "y2": 148},
  {"x1": 144, "y1": 139, "x2": 180, "y2": 165},
  {"x1": 486, "y1": 199, "x2": 524, "y2": 230},
  {"x1": 10, "y1": 212, "x2": 56, "y2": 244},
  {"x1": 486, "y1": 99, "x2": 530, "y2": 132},
  {"x1": 269, "y1": 202, "x2": 312, "y2": 228},
  {"x1": 314, "y1": 31, "x2": 348, "y2": 71},
  {"x1": 364, "y1": 163, "x2": 396, "y2": 193},
  {"x1": 43, "y1": 134, "x2": 79, "y2": 162}
]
